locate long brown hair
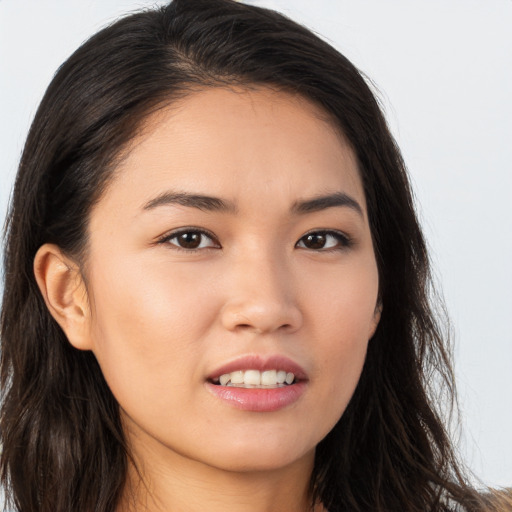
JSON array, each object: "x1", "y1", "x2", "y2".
[{"x1": 1, "y1": 1, "x2": 508, "y2": 511}]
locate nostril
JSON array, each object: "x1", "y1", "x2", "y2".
[
  {"x1": 221, "y1": 301, "x2": 303, "y2": 334},
  {"x1": 232, "y1": 322, "x2": 296, "y2": 334}
]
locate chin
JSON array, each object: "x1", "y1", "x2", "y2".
[
  {"x1": 212, "y1": 451, "x2": 313, "y2": 474},
  {"x1": 197, "y1": 431, "x2": 316, "y2": 473}
]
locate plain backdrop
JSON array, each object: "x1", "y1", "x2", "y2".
[{"x1": 1, "y1": 0, "x2": 511, "y2": 489}]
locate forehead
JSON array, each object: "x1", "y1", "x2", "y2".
[{"x1": 100, "y1": 86, "x2": 366, "y2": 216}]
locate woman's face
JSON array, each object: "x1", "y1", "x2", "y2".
[{"x1": 82, "y1": 87, "x2": 380, "y2": 474}]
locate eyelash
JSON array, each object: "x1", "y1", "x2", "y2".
[
  {"x1": 156, "y1": 228, "x2": 353, "y2": 253},
  {"x1": 296, "y1": 230, "x2": 353, "y2": 251},
  {"x1": 157, "y1": 228, "x2": 220, "y2": 252}
]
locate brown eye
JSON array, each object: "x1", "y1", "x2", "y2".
[
  {"x1": 164, "y1": 230, "x2": 218, "y2": 250},
  {"x1": 296, "y1": 231, "x2": 350, "y2": 251},
  {"x1": 176, "y1": 232, "x2": 202, "y2": 249},
  {"x1": 302, "y1": 233, "x2": 327, "y2": 249}
]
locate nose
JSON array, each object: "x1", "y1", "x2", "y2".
[{"x1": 220, "y1": 254, "x2": 303, "y2": 335}]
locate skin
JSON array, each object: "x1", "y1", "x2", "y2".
[{"x1": 35, "y1": 87, "x2": 380, "y2": 512}]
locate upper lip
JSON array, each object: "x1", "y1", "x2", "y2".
[{"x1": 207, "y1": 355, "x2": 308, "y2": 382}]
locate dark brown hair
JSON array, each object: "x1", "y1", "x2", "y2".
[{"x1": 1, "y1": 1, "x2": 508, "y2": 511}]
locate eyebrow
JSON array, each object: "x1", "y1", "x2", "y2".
[
  {"x1": 292, "y1": 192, "x2": 364, "y2": 217},
  {"x1": 143, "y1": 191, "x2": 237, "y2": 213},
  {"x1": 142, "y1": 190, "x2": 363, "y2": 217}
]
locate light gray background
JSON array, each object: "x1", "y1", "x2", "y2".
[{"x1": 1, "y1": 0, "x2": 511, "y2": 489}]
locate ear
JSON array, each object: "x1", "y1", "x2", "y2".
[
  {"x1": 34, "y1": 244, "x2": 93, "y2": 351},
  {"x1": 368, "y1": 301, "x2": 382, "y2": 340}
]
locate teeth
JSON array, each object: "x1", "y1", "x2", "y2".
[
  {"x1": 230, "y1": 371, "x2": 244, "y2": 384},
  {"x1": 215, "y1": 369, "x2": 296, "y2": 388},
  {"x1": 219, "y1": 374, "x2": 231, "y2": 386},
  {"x1": 244, "y1": 370, "x2": 261, "y2": 386},
  {"x1": 261, "y1": 370, "x2": 277, "y2": 386}
]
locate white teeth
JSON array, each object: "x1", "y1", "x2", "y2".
[
  {"x1": 230, "y1": 371, "x2": 244, "y2": 384},
  {"x1": 261, "y1": 370, "x2": 277, "y2": 386},
  {"x1": 244, "y1": 370, "x2": 261, "y2": 386},
  {"x1": 219, "y1": 374, "x2": 231, "y2": 386},
  {"x1": 215, "y1": 369, "x2": 296, "y2": 387}
]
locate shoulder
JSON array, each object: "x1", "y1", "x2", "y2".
[{"x1": 481, "y1": 489, "x2": 512, "y2": 511}]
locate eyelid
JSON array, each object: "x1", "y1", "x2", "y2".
[
  {"x1": 295, "y1": 229, "x2": 353, "y2": 250},
  {"x1": 156, "y1": 227, "x2": 221, "y2": 250},
  {"x1": 155, "y1": 227, "x2": 352, "y2": 252}
]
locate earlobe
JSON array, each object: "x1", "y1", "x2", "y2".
[
  {"x1": 368, "y1": 302, "x2": 382, "y2": 340},
  {"x1": 34, "y1": 244, "x2": 93, "y2": 351}
]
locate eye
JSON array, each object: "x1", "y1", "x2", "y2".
[
  {"x1": 296, "y1": 231, "x2": 351, "y2": 251},
  {"x1": 159, "y1": 229, "x2": 220, "y2": 251}
]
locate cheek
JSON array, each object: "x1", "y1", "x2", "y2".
[
  {"x1": 303, "y1": 258, "x2": 378, "y2": 416},
  {"x1": 89, "y1": 254, "x2": 219, "y2": 340},
  {"x1": 85, "y1": 257, "x2": 220, "y2": 399},
  {"x1": 304, "y1": 253, "x2": 379, "y2": 339},
  {"x1": 309, "y1": 324, "x2": 369, "y2": 440}
]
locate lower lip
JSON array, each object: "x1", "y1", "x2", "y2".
[{"x1": 205, "y1": 381, "x2": 307, "y2": 412}]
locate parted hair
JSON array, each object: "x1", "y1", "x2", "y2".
[{"x1": 0, "y1": 1, "x2": 508, "y2": 511}]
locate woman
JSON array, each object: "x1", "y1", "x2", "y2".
[{"x1": 0, "y1": 0, "x2": 509, "y2": 511}]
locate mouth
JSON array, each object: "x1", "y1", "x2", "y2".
[
  {"x1": 205, "y1": 356, "x2": 307, "y2": 412},
  {"x1": 210, "y1": 369, "x2": 297, "y2": 388},
  {"x1": 207, "y1": 355, "x2": 307, "y2": 388}
]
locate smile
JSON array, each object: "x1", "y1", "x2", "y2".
[
  {"x1": 212, "y1": 369, "x2": 296, "y2": 388},
  {"x1": 206, "y1": 356, "x2": 307, "y2": 411}
]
